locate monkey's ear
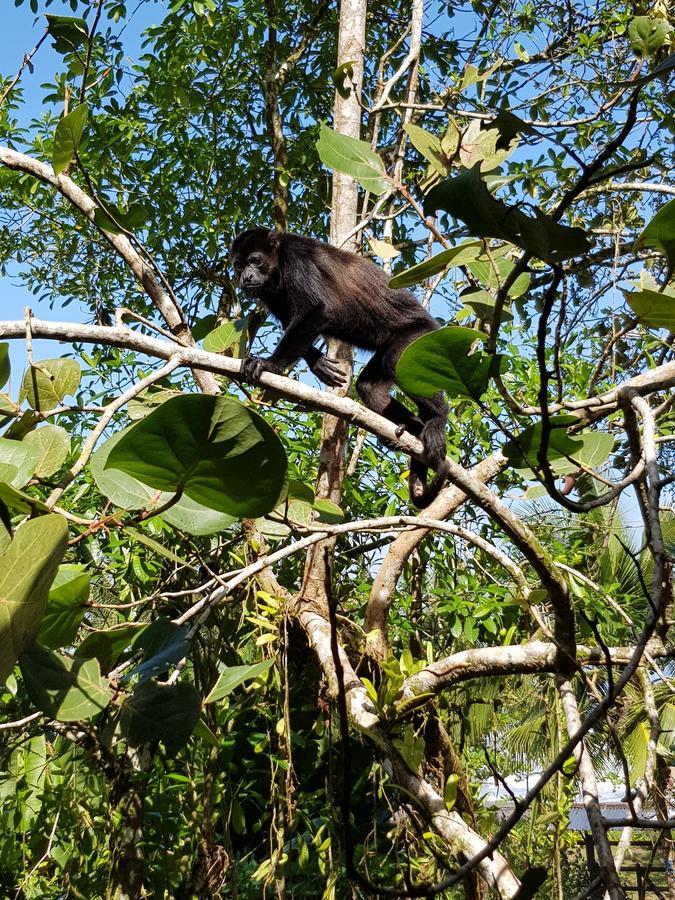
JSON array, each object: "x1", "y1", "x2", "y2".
[{"x1": 268, "y1": 229, "x2": 281, "y2": 247}]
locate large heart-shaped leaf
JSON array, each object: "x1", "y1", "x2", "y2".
[
  {"x1": 119, "y1": 680, "x2": 201, "y2": 755},
  {"x1": 0, "y1": 514, "x2": 68, "y2": 684},
  {"x1": 38, "y1": 564, "x2": 90, "y2": 649},
  {"x1": 91, "y1": 427, "x2": 236, "y2": 535},
  {"x1": 22, "y1": 425, "x2": 71, "y2": 478},
  {"x1": 104, "y1": 395, "x2": 287, "y2": 518},
  {"x1": 316, "y1": 125, "x2": 389, "y2": 195},
  {"x1": 20, "y1": 644, "x2": 110, "y2": 721},
  {"x1": 396, "y1": 326, "x2": 502, "y2": 400}
]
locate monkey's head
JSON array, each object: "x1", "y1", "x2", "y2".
[{"x1": 230, "y1": 228, "x2": 281, "y2": 296}]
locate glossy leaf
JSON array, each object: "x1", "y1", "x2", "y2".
[
  {"x1": 504, "y1": 418, "x2": 615, "y2": 476},
  {"x1": 45, "y1": 14, "x2": 88, "y2": 53},
  {"x1": 38, "y1": 564, "x2": 89, "y2": 649},
  {"x1": 119, "y1": 680, "x2": 201, "y2": 755},
  {"x1": 22, "y1": 425, "x2": 70, "y2": 478},
  {"x1": 396, "y1": 326, "x2": 502, "y2": 400},
  {"x1": 424, "y1": 165, "x2": 591, "y2": 263},
  {"x1": 624, "y1": 283, "x2": 675, "y2": 331},
  {"x1": 75, "y1": 623, "x2": 148, "y2": 672},
  {"x1": 20, "y1": 358, "x2": 81, "y2": 410},
  {"x1": 0, "y1": 514, "x2": 68, "y2": 683},
  {"x1": 104, "y1": 394, "x2": 287, "y2": 518},
  {"x1": 634, "y1": 197, "x2": 675, "y2": 268},
  {"x1": 389, "y1": 241, "x2": 482, "y2": 289},
  {"x1": 52, "y1": 103, "x2": 88, "y2": 176},
  {"x1": 202, "y1": 317, "x2": 249, "y2": 354},
  {"x1": 20, "y1": 644, "x2": 110, "y2": 721},
  {"x1": 91, "y1": 427, "x2": 236, "y2": 534},
  {"x1": 205, "y1": 659, "x2": 273, "y2": 703},
  {"x1": 316, "y1": 125, "x2": 389, "y2": 195},
  {"x1": 0, "y1": 437, "x2": 40, "y2": 488}
]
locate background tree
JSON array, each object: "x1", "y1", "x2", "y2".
[{"x1": 0, "y1": 0, "x2": 673, "y2": 897}]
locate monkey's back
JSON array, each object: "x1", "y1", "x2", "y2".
[{"x1": 279, "y1": 233, "x2": 437, "y2": 351}]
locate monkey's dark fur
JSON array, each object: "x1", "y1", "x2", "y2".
[{"x1": 230, "y1": 228, "x2": 449, "y2": 508}]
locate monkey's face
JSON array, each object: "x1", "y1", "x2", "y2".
[{"x1": 230, "y1": 228, "x2": 280, "y2": 296}]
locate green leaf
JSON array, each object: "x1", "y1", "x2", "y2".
[
  {"x1": 313, "y1": 497, "x2": 345, "y2": 524},
  {"x1": 52, "y1": 103, "x2": 88, "y2": 176},
  {"x1": 20, "y1": 644, "x2": 110, "y2": 721},
  {"x1": 0, "y1": 482, "x2": 49, "y2": 515},
  {"x1": 92, "y1": 202, "x2": 150, "y2": 234},
  {"x1": 75, "y1": 623, "x2": 148, "y2": 672},
  {"x1": 332, "y1": 60, "x2": 356, "y2": 99},
  {"x1": 45, "y1": 14, "x2": 88, "y2": 53},
  {"x1": 22, "y1": 425, "x2": 71, "y2": 478},
  {"x1": 396, "y1": 326, "x2": 501, "y2": 400},
  {"x1": 504, "y1": 419, "x2": 615, "y2": 476},
  {"x1": 444, "y1": 774, "x2": 459, "y2": 811},
  {"x1": 624, "y1": 285, "x2": 675, "y2": 330},
  {"x1": 634, "y1": 197, "x2": 675, "y2": 268},
  {"x1": 104, "y1": 394, "x2": 287, "y2": 518},
  {"x1": 0, "y1": 344, "x2": 9, "y2": 390},
  {"x1": 0, "y1": 514, "x2": 68, "y2": 683},
  {"x1": 122, "y1": 527, "x2": 190, "y2": 566},
  {"x1": 316, "y1": 125, "x2": 389, "y2": 195},
  {"x1": 424, "y1": 165, "x2": 591, "y2": 263},
  {"x1": 20, "y1": 358, "x2": 81, "y2": 410},
  {"x1": 91, "y1": 428, "x2": 237, "y2": 535},
  {"x1": 38, "y1": 564, "x2": 89, "y2": 649},
  {"x1": 130, "y1": 618, "x2": 189, "y2": 682},
  {"x1": 119, "y1": 680, "x2": 201, "y2": 755},
  {"x1": 628, "y1": 16, "x2": 672, "y2": 57},
  {"x1": 192, "y1": 717, "x2": 220, "y2": 747},
  {"x1": 403, "y1": 123, "x2": 447, "y2": 174},
  {"x1": 457, "y1": 290, "x2": 513, "y2": 323},
  {"x1": 388, "y1": 241, "x2": 482, "y2": 289},
  {"x1": 205, "y1": 659, "x2": 273, "y2": 703},
  {"x1": 202, "y1": 317, "x2": 249, "y2": 355},
  {"x1": 0, "y1": 437, "x2": 41, "y2": 488}
]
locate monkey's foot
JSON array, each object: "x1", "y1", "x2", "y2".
[
  {"x1": 241, "y1": 355, "x2": 284, "y2": 382},
  {"x1": 311, "y1": 355, "x2": 348, "y2": 388}
]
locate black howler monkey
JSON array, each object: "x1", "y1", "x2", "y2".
[{"x1": 230, "y1": 228, "x2": 449, "y2": 508}]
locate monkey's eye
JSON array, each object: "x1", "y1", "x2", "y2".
[
  {"x1": 248, "y1": 254, "x2": 263, "y2": 266},
  {"x1": 232, "y1": 261, "x2": 242, "y2": 273}
]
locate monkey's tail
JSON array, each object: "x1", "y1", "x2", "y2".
[{"x1": 408, "y1": 458, "x2": 450, "y2": 509}]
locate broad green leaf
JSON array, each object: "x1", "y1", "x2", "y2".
[
  {"x1": 287, "y1": 479, "x2": 315, "y2": 504},
  {"x1": 91, "y1": 428, "x2": 236, "y2": 535},
  {"x1": 205, "y1": 659, "x2": 273, "y2": 703},
  {"x1": 38, "y1": 564, "x2": 89, "y2": 649},
  {"x1": 634, "y1": 198, "x2": 675, "y2": 268},
  {"x1": 467, "y1": 251, "x2": 530, "y2": 298},
  {"x1": 332, "y1": 60, "x2": 356, "y2": 99},
  {"x1": 45, "y1": 14, "x2": 88, "y2": 53},
  {"x1": 396, "y1": 326, "x2": 501, "y2": 400},
  {"x1": 444, "y1": 774, "x2": 459, "y2": 811},
  {"x1": 389, "y1": 241, "x2": 482, "y2": 289},
  {"x1": 0, "y1": 482, "x2": 49, "y2": 514},
  {"x1": 424, "y1": 165, "x2": 591, "y2": 263},
  {"x1": 191, "y1": 314, "x2": 218, "y2": 342},
  {"x1": 0, "y1": 344, "x2": 9, "y2": 390},
  {"x1": 202, "y1": 317, "x2": 249, "y2": 355},
  {"x1": 0, "y1": 514, "x2": 68, "y2": 683},
  {"x1": 316, "y1": 125, "x2": 389, "y2": 195},
  {"x1": 22, "y1": 425, "x2": 70, "y2": 478},
  {"x1": 313, "y1": 497, "x2": 345, "y2": 523},
  {"x1": 193, "y1": 717, "x2": 220, "y2": 747},
  {"x1": 0, "y1": 437, "x2": 40, "y2": 488},
  {"x1": 13, "y1": 734, "x2": 46, "y2": 830},
  {"x1": 119, "y1": 680, "x2": 201, "y2": 755},
  {"x1": 129, "y1": 618, "x2": 189, "y2": 682},
  {"x1": 628, "y1": 16, "x2": 672, "y2": 57},
  {"x1": 75, "y1": 623, "x2": 148, "y2": 672},
  {"x1": 104, "y1": 394, "x2": 287, "y2": 518},
  {"x1": 457, "y1": 290, "x2": 513, "y2": 323},
  {"x1": 458, "y1": 120, "x2": 516, "y2": 171},
  {"x1": 504, "y1": 418, "x2": 615, "y2": 476},
  {"x1": 624, "y1": 284, "x2": 675, "y2": 331},
  {"x1": 93, "y1": 202, "x2": 150, "y2": 234},
  {"x1": 20, "y1": 644, "x2": 110, "y2": 721},
  {"x1": 20, "y1": 358, "x2": 81, "y2": 410},
  {"x1": 403, "y1": 123, "x2": 447, "y2": 174},
  {"x1": 52, "y1": 103, "x2": 88, "y2": 176}
]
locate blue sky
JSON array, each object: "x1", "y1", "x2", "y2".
[{"x1": 0, "y1": 1, "x2": 164, "y2": 381}]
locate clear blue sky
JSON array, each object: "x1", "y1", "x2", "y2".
[{"x1": 0, "y1": 1, "x2": 165, "y2": 382}]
